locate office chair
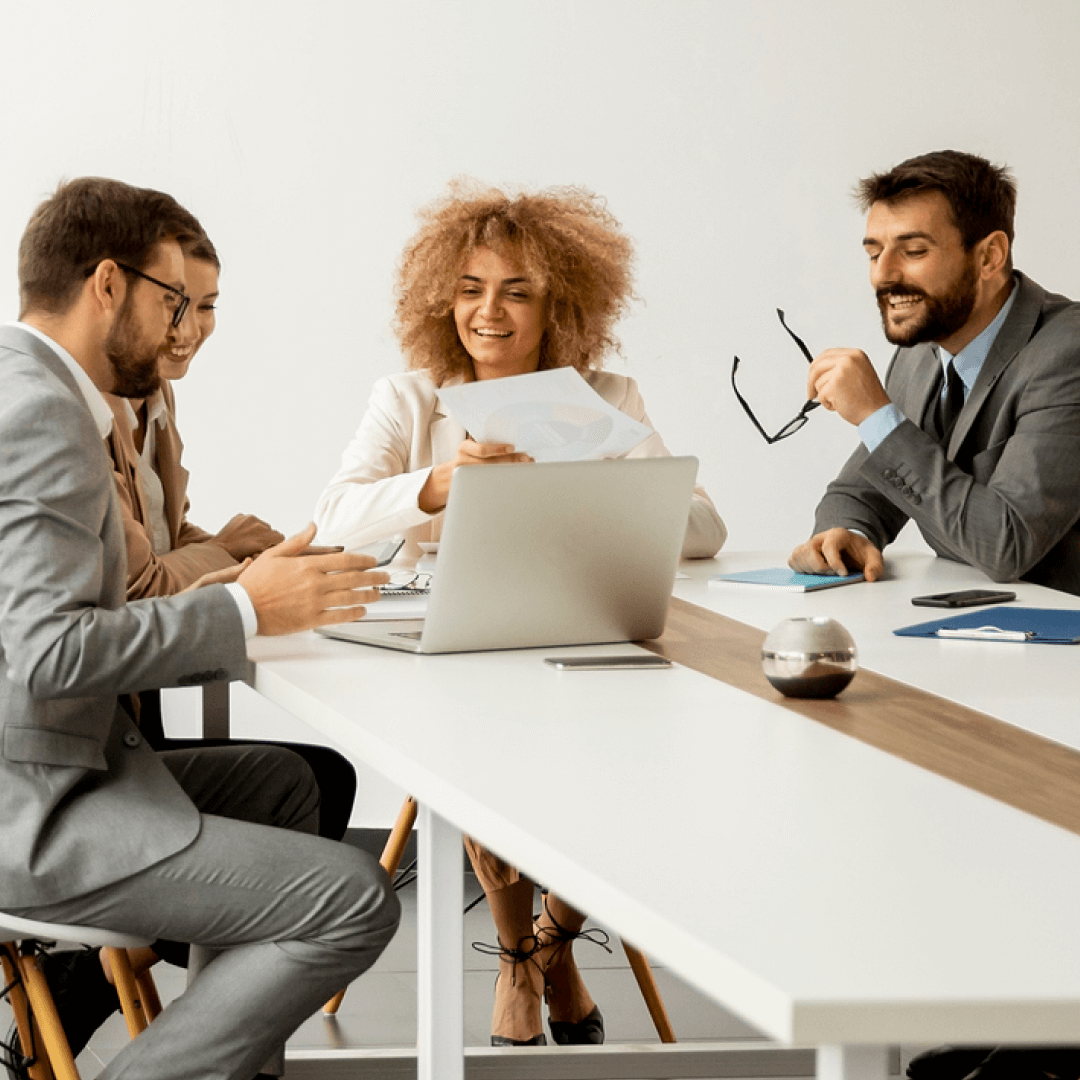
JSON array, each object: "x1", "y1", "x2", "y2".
[{"x1": 0, "y1": 913, "x2": 160, "y2": 1080}]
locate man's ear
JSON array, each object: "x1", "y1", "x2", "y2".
[
  {"x1": 977, "y1": 230, "x2": 1010, "y2": 280},
  {"x1": 86, "y1": 259, "x2": 125, "y2": 316}
]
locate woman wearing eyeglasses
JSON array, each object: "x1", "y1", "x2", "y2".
[{"x1": 315, "y1": 181, "x2": 726, "y2": 1047}]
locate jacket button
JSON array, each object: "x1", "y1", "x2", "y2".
[
  {"x1": 882, "y1": 469, "x2": 895, "y2": 480},
  {"x1": 902, "y1": 486, "x2": 915, "y2": 496},
  {"x1": 911, "y1": 494, "x2": 922, "y2": 505},
  {"x1": 123, "y1": 732, "x2": 141, "y2": 748}
]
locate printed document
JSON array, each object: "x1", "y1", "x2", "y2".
[{"x1": 436, "y1": 368, "x2": 653, "y2": 462}]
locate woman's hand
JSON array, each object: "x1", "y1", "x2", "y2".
[{"x1": 418, "y1": 439, "x2": 533, "y2": 513}]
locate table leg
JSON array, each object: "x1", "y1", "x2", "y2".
[
  {"x1": 817, "y1": 1044, "x2": 889, "y2": 1079},
  {"x1": 417, "y1": 804, "x2": 464, "y2": 1080}
]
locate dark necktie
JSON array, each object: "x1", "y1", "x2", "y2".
[{"x1": 932, "y1": 364, "x2": 965, "y2": 442}]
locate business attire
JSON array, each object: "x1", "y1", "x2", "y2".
[
  {"x1": 815, "y1": 273, "x2": 1080, "y2": 596},
  {"x1": 104, "y1": 383, "x2": 357, "y2": 841},
  {"x1": 314, "y1": 368, "x2": 727, "y2": 560},
  {"x1": 0, "y1": 325, "x2": 398, "y2": 1080}
]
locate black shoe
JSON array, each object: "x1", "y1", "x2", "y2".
[
  {"x1": 965, "y1": 1047, "x2": 1080, "y2": 1079},
  {"x1": 491, "y1": 1033, "x2": 547, "y2": 1047},
  {"x1": 37, "y1": 949, "x2": 121, "y2": 1059},
  {"x1": 907, "y1": 1046, "x2": 996, "y2": 1078},
  {"x1": 549, "y1": 1004, "x2": 605, "y2": 1046}
]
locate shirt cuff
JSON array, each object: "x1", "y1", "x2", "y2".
[
  {"x1": 224, "y1": 582, "x2": 259, "y2": 639},
  {"x1": 859, "y1": 403, "x2": 905, "y2": 453}
]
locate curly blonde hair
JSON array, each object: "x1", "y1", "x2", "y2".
[{"x1": 394, "y1": 180, "x2": 635, "y2": 384}]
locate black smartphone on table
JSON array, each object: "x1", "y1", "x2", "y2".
[{"x1": 911, "y1": 589, "x2": 1016, "y2": 608}]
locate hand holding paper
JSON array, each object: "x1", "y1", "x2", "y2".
[{"x1": 436, "y1": 368, "x2": 654, "y2": 463}]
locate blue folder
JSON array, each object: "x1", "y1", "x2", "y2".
[{"x1": 895, "y1": 606, "x2": 1080, "y2": 644}]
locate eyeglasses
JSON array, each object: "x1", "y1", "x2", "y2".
[
  {"x1": 383, "y1": 571, "x2": 432, "y2": 595},
  {"x1": 731, "y1": 308, "x2": 821, "y2": 444},
  {"x1": 115, "y1": 263, "x2": 191, "y2": 328}
]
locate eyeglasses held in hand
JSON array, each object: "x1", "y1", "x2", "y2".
[
  {"x1": 731, "y1": 308, "x2": 821, "y2": 444},
  {"x1": 114, "y1": 263, "x2": 191, "y2": 328}
]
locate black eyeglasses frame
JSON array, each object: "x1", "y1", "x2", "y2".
[
  {"x1": 114, "y1": 262, "x2": 190, "y2": 328},
  {"x1": 731, "y1": 308, "x2": 822, "y2": 444}
]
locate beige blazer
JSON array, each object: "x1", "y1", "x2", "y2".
[
  {"x1": 315, "y1": 369, "x2": 727, "y2": 562},
  {"x1": 104, "y1": 381, "x2": 236, "y2": 599}
]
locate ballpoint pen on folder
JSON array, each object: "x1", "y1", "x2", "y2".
[{"x1": 936, "y1": 626, "x2": 1034, "y2": 642}]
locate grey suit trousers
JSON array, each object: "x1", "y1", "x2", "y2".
[{"x1": 9, "y1": 743, "x2": 400, "y2": 1080}]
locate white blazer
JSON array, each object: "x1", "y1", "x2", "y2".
[{"x1": 315, "y1": 369, "x2": 727, "y2": 562}]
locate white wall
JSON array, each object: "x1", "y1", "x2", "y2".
[{"x1": 5, "y1": 0, "x2": 1080, "y2": 822}]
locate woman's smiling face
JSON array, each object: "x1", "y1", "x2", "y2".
[{"x1": 452, "y1": 247, "x2": 546, "y2": 380}]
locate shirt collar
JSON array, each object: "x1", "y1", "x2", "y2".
[
  {"x1": 8, "y1": 321, "x2": 114, "y2": 437},
  {"x1": 121, "y1": 388, "x2": 168, "y2": 432},
  {"x1": 937, "y1": 277, "x2": 1019, "y2": 392}
]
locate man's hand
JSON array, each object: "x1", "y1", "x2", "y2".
[
  {"x1": 214, "y1": 514, "x2": 286, "y2": 560},
  {"x1": 789, "y1": 527, "x2": 884, "y2": 581},
  {"x1": 238, "y1": 524, "x2": 390, "y2": 636},
  {"x1": 807, "y1": 348, "x2": 891, "y2": 426},
  {"x1": 418, "y1": 440, "x2": 533, "y2": 514}
]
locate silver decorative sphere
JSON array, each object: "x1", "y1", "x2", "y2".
[{"x1": 761, "y1": 617, "x2": 858, "y2": 699}]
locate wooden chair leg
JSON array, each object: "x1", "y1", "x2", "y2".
[
  {"x1": 17, "y1": 948, "x2": 78, "y2": 1080},
  {"x1": 2, "y1": 943, "x2": 55, "y2": 1080},
  {"x1": 135, "y1": 967, "x2": 162, "y2": 1023},
  {"x1": 105, "y1": 947, "x2": 150, "y2": 1038},
  {"x1": 323, "y1": 796, "x2": 418, "y2": 1016},
  {"x1": 622, "y1": 940, "x2": 676, "y2": 1043}
]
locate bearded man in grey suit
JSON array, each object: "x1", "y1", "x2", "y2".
[
  {"x1": 789, "y1": 152, "x2": 1080, "y2": 1080},
  {"x1": 789, "y1": 150, "x2": 1080, "y2": 600},
  {"x1": 0, "y1": 178, "x2": 399, "y2": 1080}
]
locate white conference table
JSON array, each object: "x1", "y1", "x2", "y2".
[{"x1": 247, "y1": 551, "x2": 1080, "y2": 1080}]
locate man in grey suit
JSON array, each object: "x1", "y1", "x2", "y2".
[
  {"x1": 790, "y1": 152, "x2": 1080, "y2": 1080},
  {"x1": 0, "y1": 178, "x2": 400, "y2": 1080},
  {"x1": 789, "y1": 149, "x2": 1080, "y2": 600}
]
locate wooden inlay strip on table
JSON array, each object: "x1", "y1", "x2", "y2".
[{"x1": 642, "y1": 598, "x2": 1080, "y2": 837}]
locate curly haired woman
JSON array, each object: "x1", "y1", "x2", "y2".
[{"x1": 314, "y1": 181, "x2": 726, "y2": 1046}]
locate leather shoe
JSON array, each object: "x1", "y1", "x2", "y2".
[
  {"x1": 907, "y1": 1046, "x2": 995, "y2": 1078},
  {"x1": 549, "y1": 1004, "x2": 604, "y2": 1046},
  {"x1": 491, "y1": 1033, "x2": 547, "y2": 1047},
  {"x1": 965, "y1": 1047, "x2": 1080, "y2": 1078}
]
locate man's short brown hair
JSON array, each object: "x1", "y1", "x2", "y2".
[
  {"x1": 18, "y1": 177, "x2": 205, "y2": 317},
  {"x1": 855, "y1": 150, "x2": 1017, "y2": 256}
]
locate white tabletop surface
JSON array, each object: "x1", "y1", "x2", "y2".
[
  {"x1": 678, "y1": 550, "x2": 1080, "y2": 752},
  {"x1": 249, "y1": 551, "x2": 1080, "y2": 1048}
]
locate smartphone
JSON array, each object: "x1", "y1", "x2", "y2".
[
  {"x1": 544, "y1": 655, "x2": 673, "y2": 670},
  {"x1": 911, "y1": 589, "x2": 1017, "y2": 608},
  {"x1": 361, "y1": 538, "x2": 405, "y2": 567}
]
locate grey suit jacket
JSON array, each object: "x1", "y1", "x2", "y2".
[
  {"x1": 0, "y1": 326, "x2": 250, "y2": 907},
  {"x1": 814, "y1": 273, "x2": 1080, "y2": 595}
]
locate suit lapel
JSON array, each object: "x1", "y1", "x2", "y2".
[{"x1": 949, "y1": 273, "x2": 1043, "y2": 452}]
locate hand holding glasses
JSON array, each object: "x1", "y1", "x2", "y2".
[{"x1": 732, "y1": 309, "x2": 821, "y2": 443}]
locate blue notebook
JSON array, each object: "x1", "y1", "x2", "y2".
[
  {"x1": 895, "y1": 606, "x2": 1080, "y2": 644},
  {"x1": 709, "y1": 568, "x2": 866, "y2": 592}
]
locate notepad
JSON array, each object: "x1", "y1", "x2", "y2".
[
  {"x1": 895, "y1": 607, "x2": 1080, "y2": 644},
  {"x1": 709, "y1": 568, "x2": 866, "y2": 591}
]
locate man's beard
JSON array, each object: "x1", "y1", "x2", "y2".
[
  {"x1": 105, "y1": 297, "x2": 161, "y2": 398},
  {"x1": 876, "y1": 256, "x2": 978, "y2": 347}
]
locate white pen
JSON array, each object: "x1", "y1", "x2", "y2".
[{"x1": 936, "y1": 626, "x2": 1034, "y2": 642}]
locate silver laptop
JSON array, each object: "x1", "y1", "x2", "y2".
[{"x1": 316, "y1": 456, "x2": 698, "y2": 655}]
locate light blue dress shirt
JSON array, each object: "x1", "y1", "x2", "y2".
[{"x1": 858, "y1": 282, "x2": 1019, "y2": 452}]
